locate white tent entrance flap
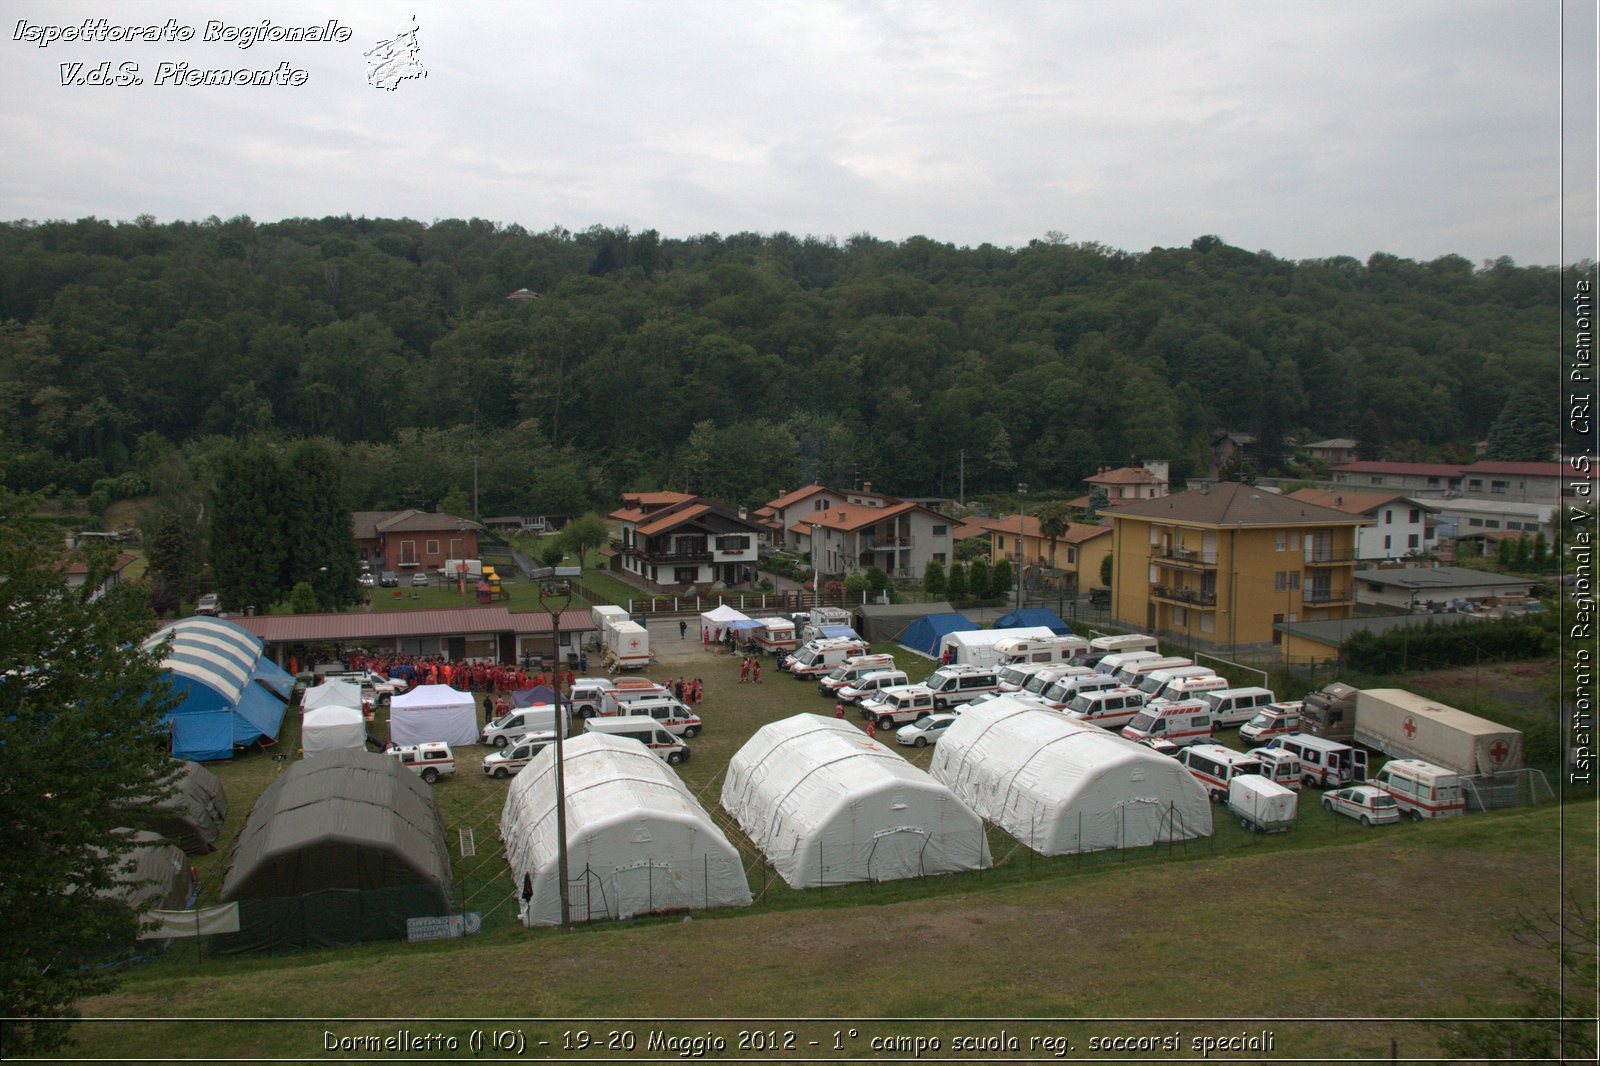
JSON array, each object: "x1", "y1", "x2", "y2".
[{"x1": 867, "y1": 825, "x2": 932, "y2": 883}]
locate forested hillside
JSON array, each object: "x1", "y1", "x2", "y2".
[{"x1": 0, "y1": 215, "x2": 1565, "y2": 516}]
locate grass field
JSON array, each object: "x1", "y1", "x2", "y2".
[{"x1": 68, "y1": 639, "x2": 1595, "y2": 1061}]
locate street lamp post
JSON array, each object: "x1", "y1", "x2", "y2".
[
  {"x1": 539, "y1": 578, "x2": 574, "y2": 933},
  {"x1": 1016, "y1": 483, "x2": 1027, "y2": 610}
]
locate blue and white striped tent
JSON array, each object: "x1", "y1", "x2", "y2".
[{"x1": 143, "y1": 617, "x2": 289, "y2": 761}]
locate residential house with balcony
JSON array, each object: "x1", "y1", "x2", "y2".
[
  {"x1": 1300, "y1": 438, "x2": 1361, "y2": 465},
  {"x1": 1108, "y1": 483, "x2": 1368, "y2": 654},
  {"x1": 608, "y1": 492, "x2": 764, "y2": 590},
  {"x1": 352, "y1": 510, "x2": 485, "y2": 574},
  {"x1": 794, "y1": 501, "x2": 953, "y2": 584},
  {"x1": 755, "y1": 485, "x2": 845, "y2": 549},
  {"x1": 1285, "y1": 489, "x2": 1436, "y2": 560},
  {"x1": 980, "y1": 514, "x2": 1113, "y2": 595}
]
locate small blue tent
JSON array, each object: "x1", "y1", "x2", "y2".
[
  {"x1": 143, "y1": 617, "x2": 287, "y2": 761},
  {"x1": 898, "y1": 613, "x2": 979, "y2": 659},
  {"x1": 990, "y1": 609, "x2": 1073, "y2": 636}
]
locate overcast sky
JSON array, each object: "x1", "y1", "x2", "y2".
[{"x1": 1, "y1": 0, "x2": 1593, "y2": 267}]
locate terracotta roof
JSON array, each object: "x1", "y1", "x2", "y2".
[
  {"x1": 1111, "y1": 482, "x2": 1369, "y2": 527},
  {"x1": 376, "y1": 510, "x2": 482, "y2": 534},
  {"x1": 1061, "y1": 523, "x2": 1113, "y2": 543},
  {"x1": 636, "y1": 502, "x2": 713, "y2": 537},
  {"x1": 1286, "y1": 489, "x2": 1435, "y2": 516},
  {"x1": 1086, "y1": 466, "x2": 1165, "y2": 486},
  {"x1": 952, "y1": 520, "x2": 991, "y2": 541},
  {"x1": 801, "y1": 500, "x2": 933, "y2": 533},
  {"x1": 1463, "y1": 461, "x2": 1564, "y2": 477},
  {"x1": 978, "y1": 514, "x2": 1112, "y2": 543},
  {"x1": 61, "y1": 550, "x2": 137, "y2": 576},
  {"x1": 233, "y1": 607, "x2": 595, "y2": 644},
  {"x1": 621, "y1": 491, "x2": 695, "y2": 508},
  {"x1": 1332, "y1": 461, "x2": 1466, "y2": 478},
  {"x1": 764, "y1": 484, "x2": 830, "y2": 511}
]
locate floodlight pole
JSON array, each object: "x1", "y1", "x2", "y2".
[
  {"x1": 1016, "y1": 484, "x2": 1028, "y2": 610},
  {"x1": 541, "y1": 579, "x2": 573, "y2": 933}
]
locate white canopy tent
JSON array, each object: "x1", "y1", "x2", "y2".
[
  {"x1": 300, "y1": 679, "x2": 363, "y2": 712},
  {"x1": 930, "y1": 697, "x2": 1212, "y2": 854},
  {"x1": 699, "y1": 603, "x2": 751, "y2": 645},
  {"x1": 501, "y1": 733, "x2": 751, "y2": 925},
  {"x1": 721, "y1": 714, "x2": 991, "y2": 889},
  {"x1": 388, "y1": 685, "x2": 478, "y2": 747},
  {"x1": 301, "y1": 705, "x2": 365, "y2": 758}
]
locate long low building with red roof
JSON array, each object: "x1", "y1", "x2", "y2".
[{"x1": 232, "y1": 607, "x2": 595, "y2": 667}]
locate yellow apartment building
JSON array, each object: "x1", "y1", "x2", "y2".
[
  {"x1": 981, "y1": 514, "x2": 1113, "y2": 595},
  {"x1": 1108, "y1": 483, "x2": 1368, "y2": 653}
]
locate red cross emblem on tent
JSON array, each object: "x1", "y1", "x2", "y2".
[
  {"x1": 1403, "y1": 716, "x2": 1417, "y2": 739},
  {"x1": 1489, "y1": 740, "x2": 1510, "y2": 764}
]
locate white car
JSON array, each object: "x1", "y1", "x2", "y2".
[
  {"x1": 895, "y1": 712, "x2": 959, "y2": 748},
  {"x1": 482, "y1": 732, "x2": 557, "y2": 777},
  {"x1": 1322, "y1": 785, "x2": 1400, "y2": 826},
  {"x1": 386, "y1": 741, "x2": 455, "y2": 784},
  {"x1": 358, "y1": 572, "x2": 375, "y2": 588}
]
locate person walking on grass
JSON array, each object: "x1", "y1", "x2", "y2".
[
  {"x1": 739, "y1": 656, "x2": 750, "y2": 684},
  {"x1": 752, "y1": 658, "x2": 762, "y2": 684}
]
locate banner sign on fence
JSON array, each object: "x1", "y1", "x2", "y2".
[
  {"x1": 140, "y1": 902, "x2": 240, "y2": 939},
  {"x1": 406, "y1": 912, "x2": 482, "y2": 942}
]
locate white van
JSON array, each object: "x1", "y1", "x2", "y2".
[
  {"x1": 598, "y1": 681, "x2": 675, "y2": 719},
  {"x1": 1239, "y1": 701, "x2": 1305, "y2": 746},
  {"x1": 993, "y1": 634, "x2": 1090, "y2": 665},
  {"x1": 1095, "y1": 649, "x2": 1162, "y2": 677},
  {"x1": 785, "y1": 637, "x2": 870, "y2": 679},
  {"x1": 860, "y1": 685, "x2": 938, "y2": 728},
  {"x1": 1063, "y1": 686, "x2": 1147, "y2": 731},
  {"x1": 583, "y1": 715, "x2": 691, "y2": 764},
  {"x1": 1136, "y1": 665, "x2": 1217, "y2": 697},
  {"x1": 1113, "y1": 656, "x2": 1194, "y2": 687},
  {"x1": 1263, "y1": 733, "x2": 1367, "y2": 788},
  {"x1": 995, "y1": 661, "x2": 1056, "y2": 693},
  {"x1": 1039, "y1": 671, "x2": 1121, "y2": 709},
  {"x1": 923, "y1": 665, "x2": 1001, "y2": 709},
  {"x1": 1371, "y1": 759, "x2": 1465, "y2": 819},
  {"x1": 482, "y1": 731, "x2": 557, "y2": 777},
  {"x1": 837, "y1": 669, "x2": 910, "y2": 705},
  {"x1": 1019, "y1": 665, "x2": 1091, "y2": 700},
  {"x1": 817, "y1": 654, "x2": 898, "y2": 697},
  {"x1": 1119, "y1": 699, "x2": 1213, "y2": 748},
  {"x1": 1154, "y1": 674, "x2": 1232, "y2": 703},
  {"x1": 604, "y1": 694, "x2": 702, "y2": 738},
  {"x1": 1247, "y1": 747, "x2": 1304, "y2": 791},
  {"x1": 483, "y1": 704, "x2": 570, "y2": 746},
  {"x1": 1083, "y1": 633, "x2": 1159, "y2": 667},
  {"x1": 1176, "y1": 743, "x2": 1264, "y2": 802},
  {"x1": 1199, "y1": 686, "x2": 1278, "y2": 728},
  {"x1": 385, "y1": 741, "x2": 455, "y2": 783}
]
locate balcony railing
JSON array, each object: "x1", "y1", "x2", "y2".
[
  {"x1": 1154, "y1": 547, "x2": 1217, "y2": 568},
  {"x1": 1302, "y1": 585, "x2": 1355, "y2": 604},
  {"x1": 1303, "y1": 549, "x2": 1356, "y2": 565},
  {"x1": 1151, "y1": 584, "x2": 1218, "y2": 607},
  {"x1": 865, "y1": 535, "x2": 914, "y2": 550}
]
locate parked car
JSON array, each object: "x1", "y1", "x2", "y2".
[
  {"x1": 1322, "y1": 785, "x2": 1399, "y2": 826},
  {"x1": 357, "y1": 572, "x2": 375, "y2": 588},
  {"x1": 195, "y1": 592, "x2": 220, "y2": 615},
  {"x1": 380, "y1": 571, "x2": 400, "y2": 587},
  {"x1": 895, "y1": 712, "x2": 959, "y2": 748},
  {"x1": 386, "y1": 741, "x2": 455, "y2": 783},
  {"x1": 411, "y1": 571, "x2": 430, "y2": 587}
]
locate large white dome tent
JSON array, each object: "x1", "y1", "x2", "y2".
[
  {"x1": 501, "y1": 733, "x2": 751, "y2": 926},
  {"x1": 721, "y1": 714, "x2": 991, "y2": 889},
  {"x1": 930, "y1": 697, "x2": 1212, "y2": 854}
]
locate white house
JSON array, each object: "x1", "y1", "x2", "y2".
[
  {"x1": 608, "y1": 492, "x2": 766, "y2": 590},
  {"x1": 1286, "y1": 489, "x2": 1435, "y2": 561},
  {"x1": 793, "y1": 500, "x2": 955, "y2": 583}
]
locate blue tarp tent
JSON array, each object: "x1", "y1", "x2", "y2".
[
  {"x1": 251, "y1": 657, "x2": 296, "y2": 701},
  {"x1": 898, "y1": 613, "x2": 979, "y2": 659},
  {"x1": 990, "y1": 609, "x2": 1073, "y2": 636},
  {"x1": 144, "y1": 617, "x2": 287, "y2": 761},
  {"x1": 511, "y1": 685, "x2": 570, "y2": 709}
]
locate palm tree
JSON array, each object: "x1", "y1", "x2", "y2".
[{"x1": 1038, "y1": 503, "x2": 1070, "y2": 574}]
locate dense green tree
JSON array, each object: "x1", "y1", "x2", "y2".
[
  {"x1": 992, "y1": 558, "x2": 1014, "y2": 601},
  {"x1": 946, "y1": 561, "x2": 967, "y2": 601},
  {"x1": 922, "y1": 558, "x2": 946, "y2": 597},
  {"x1": 1485, "y1": 383, "x2": 1557, "y2": 462},
  {"x1": 560, "y1": 512, "x2": 609, "y2": 571},
  {"x1": 0, "y1": 491, "x2": 178, "y2": 1053},
  {"x1": 967, "y1": 558, "x2": 992, "y2": 600},
  {"x1": 209, "y1": 445, "x2": 287, "y2": 613}
]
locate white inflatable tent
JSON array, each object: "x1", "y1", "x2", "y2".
[
  {"x1": 501, "y1": 733, "x2": 751, "y2": 925},
  {"x1": 388, "y1": 685, "x2": 478, "y2": 746},
  {"x1": 301, "y1": 705, "x2": 365, "y2": 757},
  {"x1": 721, "y1": 714, "x2": 991, "y2": 889},
  {"x1": 930, "y1": 696, "x2": 1212, "y2": 854}
]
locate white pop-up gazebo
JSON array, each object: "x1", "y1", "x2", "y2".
[{"x1": 388, "y1": 685, "x2": 478, "y2": 746}]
